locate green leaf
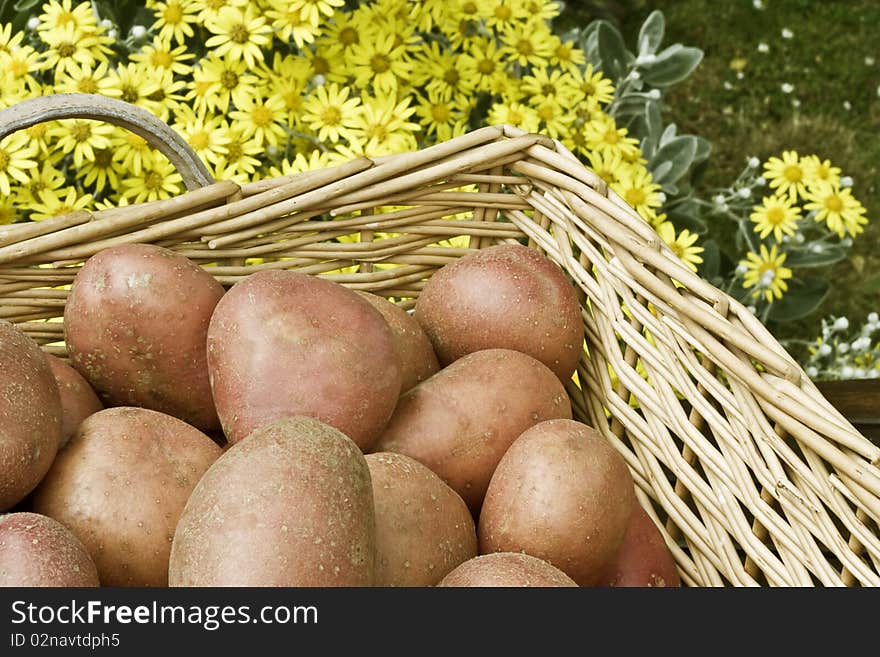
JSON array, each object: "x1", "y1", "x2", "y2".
[
  {"x1": 640, "y1": 45, "x2": 704, "y2": 87},
  {"x1": 638, "y1": 10, "x2": 666, "y2": 56},
  {"x1": 581, "y1": 21, "x2": 601, "y2": 67},
  {"x1": 667, "y1": 198, "x2": 708, "y2": 235},
  {"x1": 784, "y1": 244, "x2": 849, "y2": 268},
  {"x1": 596, "y1": 20, "x2": 631, "y2": 82},
  {"x1": 12, "y1": 0, "x2": 38, "y2": 11},
  {"x1": 693, "y1": 136, "x2": 712, "y2": 163},
  {"x1": 659, "y1": 123, "x2": 678, "y2": 147},
  {"x1": 768, "y1": 277, "x2": 830, "y2": 322},
  {"x1": 649, "y1": 135, "x2": 698, "y2": 186}
]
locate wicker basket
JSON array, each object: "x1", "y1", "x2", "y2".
[{"x1": 2, "y1": 94, "x2": 879, "y2": 587}]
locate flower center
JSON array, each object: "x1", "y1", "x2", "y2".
[
  {"x1": 339, "y1": 26, "x2": 358, "y2": 46},
  {"x1": 495, "y1": 6, "x2": 512, "y2": 20},
  {"x1": 537, "y1": 104, "x2": 555, "y2": 121},
  {"x1": 189, "y1": 131, "x2": 209, "y2": 149},
  {"x1": 230, "y1": 24, "x2": 250, "y2": 44},
  {"x1": 311, "y1": 56, "x2": 329, "y2": 74},
  {"x1": 57, "y1": 11, "x2": 75, "y2": 26},
  {"x1": 220, "y1": 70, "x2": 239, "y2": 89},
  {"x1": 371, "y1": 54, "x2": 391, "y2": 73},
  {"x1": 54, "y1": 203, "x2": 74, "y2": 215},
  {"x1": 57, "y1": 42, "x2": 76, "y2": 58},
  {"x1": 444, "y1": 68, "x2": 460, "y2": 85},
  {"x1": 10, "y1": 58, "x2": 28, "y2": 76},
  {"x1": 462, "y1": 1, "x2": 478, "y2": 14},
  {"x1": 625, "y1": 188, "x2": 646, "y2": 207},
  {"x1": 145, "y1": 171, "x2": 163, "y2": 190},
  {"x1": 541, "y1": 82, "x2": 556, "y2": 96},
  {"x1": 603, "y1": 128, "x2": 620, "y2": 144},
  {"x1": 94, "y1": 149, "x2": 112, "y2": 167},
  {"x1": 367, "y1": 124, "x2": 388, "y2": 141},
  {"x1": 477, "y1": 58, "x2": 495, "y2": 74},
  {"x1": 127, "y1": 133, "x2": 148, "y2": 149},
  {"x1": 251, "y1": 105, "x2": 272, "y2": 126},
  {"x1": 824, "y1": 194, "x2": 843, "y2": 212},
  {"x1": 121, "y1": 85, "x2": 140, "y2": 103},
  {"x1": 431, "y1": 104, "x2": 450, "y2": 123},
  {"x1": 164, "y1": 5, "x2": 183, "y2": 24},
  {"x1": 517, "y1": 39, "x2": 534, "y2": 56},
  {"x1": 153, "y1": 51, "x2": 173, "y2": 67},
  {"x1": 227, "y1": 141, "x2": 243, "y2": 160},
  {"x1": 783, "y1": 164, "x2": 802, "y2": 182},
  {"x1": 766, "y1": 206, "x2": 785, "y2": 224},
  {"x1": 77, "y1": 78, "x2": 98, "y2": 94},
  {"x1": 556, "y1": 44, "x2": 571, "y2": 61},
  {"x1": 320, "y1": 105, "x2": 342, "y2": 126},
  {"x1": 72, "y1": 122, "x2": 92, "y2": 143},
  {"x1": 582, "y1": 81, "x2": 595, "y2": 95}
]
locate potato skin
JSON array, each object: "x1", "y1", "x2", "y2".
[
  {"x1": 597, "y1": 504, "x2": 681, "y2": 587},
  {"x1": 63, "y1": 243, "x2": 224, "y2": 432},
  {"x1": 373, "y1": 349, "x2": 571, "y2": 513},
  {"x1": 438, "y1": 553, "x2": 577, "y2": 587},
  {"x1": 357, "y1": 292, "x2": 440, "y2": 393},
  {"x1": 46, "y1": 355, "x2": 103, "y2": 448},
  {"x1": 0, "y1": 320, "x2": 62, "y2": 511},
  {"x1": 366, "y1": 452, "x2": 477, "y2": 586},
  {"x1": 207, "y1": 270, "x2": 401, "y2": 449},
  {"x1": 169, "y1": 417, "x2": 375, "y2": 587},
  {"x1": 478, "y1": 419, "x2": 635, "y2": 586},
  {"x1": 32, "y1": 407, "x2": 222, "y2": 586},
  {"x1": 0, "y1": 512, "x2": 99, "y2": 587},
  {"x1": 414, "y1": 244, "x2": 584, "y2": 381}
]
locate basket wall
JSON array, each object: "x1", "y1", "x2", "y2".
[{"x1": 2, "y1": 113, "x2": 879, "y2": 586}]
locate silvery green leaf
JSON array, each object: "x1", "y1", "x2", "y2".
[
  {"x1": 640, "y1": 45, "x2": 704, "y2": 87},
  {"x1": 596, "y1": 20, "x2": 631, "y2": 82},
  {"x1": 659, "y1": 123, "x2": 678, "y2": 147},
  {"x1": 650, "y1": 136, "x2": 698, "y2": 186},
  {"x1": 638, "y1": 10, "x2": 666, "y2": 56},
  {"x1": 768, "y1": 277, "x2": 829, "y2": 322}
]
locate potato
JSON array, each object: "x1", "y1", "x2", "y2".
[
  {"x1": 478, "y1": 419, "x2": 635, "y2": 586},
  {"x1": 414, "y1": 243, "x2": 584, "y2": 381},
  {"x1": 357, "y1": 292, "x2": 440, "y2": 393},
  {"x1": 63, "y1": 243, "x2": 224, "y2": 432},
  {"x1": 597, "y1": 504, "x2": 681, "y2": 587},
  {"x1": 0, "y1": 512, "x2": 99, "y2": 587},
  {"x1": 169, "y1": 417, "x2": 375, "y2": 587},
  {"x1": 366, "y1": 452, "x2": 477, "y2": 586},
  {"x1": 438, "y1": 553, "x2": 577, "y2": 587},
  {"x1": 374, "y1": 348, "x2": 571, "y2": 513},
  {"x1": 32, "y1": 407, "x2": 222, "y2": 586},
  {"x1": 46, "y1": 355, "x2": 103, "y2": 448},
  {"x1": 207, "y1": 270, "x2": 400, "y2": 450},
  {"x1": 0, "y1": 320, "x2": 61, "y2": 511}
]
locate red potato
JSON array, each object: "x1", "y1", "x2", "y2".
[
  {"x1": 478, "y1": 419, "x2": 636, "y2": 586},
  {"x1": 597, "y1": 504, "x2": 681, "y2": 587},
  {"x1": 438, "y1": 553, "x2": 578, "y2": 587},
  {"x1": 0, "y1": 320, "x2": 62, "y2": 511},
  {"x1": 207, "y1": 270, "x2": 401, "y2": 450},
  {"x1": 45, "y1": 354, "x2": 103, "y2": 448},
  {"x1": 367, "y1": 452, "x2": 477, "y2": 586},
  {"x1": 63, "y1": 243, "x2": 224, "y2": 432},
  {"x1": 32, "y1": 407, "x2": 222, "y2": 586},
  {"x1": 373, "y1": 348, "x2": 572, "y2": 513},
  {"x1": 357, "y1": 292, "x2": 440, "y2": 393},
  {"x1": 169, "y1": 417, "x2": 375, "y2": 587},
  {"x1": 414, "y1": 243, "x2": 584, "y2": 381},
  {"x1": 0, "y1": 512, "x2": 100, "y2": 587}
]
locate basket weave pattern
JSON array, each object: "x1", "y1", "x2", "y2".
[{"x1": 1, "y1": 95, "x2": 879, "y2": 586}]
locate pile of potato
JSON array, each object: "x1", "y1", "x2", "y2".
[{"x1": 0, "y1": 242, "x2": 679, "y2": 588}]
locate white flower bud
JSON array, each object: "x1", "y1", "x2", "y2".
[
  {"x1": 636, "y1": 53, "x2": 657, "y2": 66},
  {"x1": 851, "y1": 337, "x2": 871, "y2": 352},
  {"x1": 810, "y1": 243, "x2": 824, "y2": 254},
  {"x1": 27, "y1": 17, "x2": 40, "y2": 30},
  {"x1": 818, "y1": 343, "x2": 832, "y2": 357},
  {"x1": 735, "y1": 263, "x2": 748, "y2": 276},
  {"x1": 843, "y1": 100, "x2": 852, "y2": 111},
  {"x1": 737, "y1": 187, "x2": 752, "y2": 199},
  {"x1": 869, "y1": 369, "x2": 880, "y2": 379},
  {"x1": 312, "y1": 74, "x2": 326, "y2": 86},
  {"x1": 759, "y1": 270, "x2": 775, "y2": 286},
  {"x1": 840, "y1": 176, "x2": 853, "y2": 187},
  {"x1": 854, "y1": 368, "x2": 865, "y2": 379},
  {"x1": 108, "y1": 28, "x2": 118, "y2": 39},
  {"x1": 868, "y1": 312, "x2": 878, "y2": 324},
  {"x1": 713, "y1": 194, "x2": 726, "y2": 206},
  {"x1": 794, "y1": 232, "x2": 805, "y2": 244},
  {"x1": 833, "y1": 317, "x2": 850, "y2": 331},
  {"x1": 656, "y1": 192, "x2": 666, "y2": 203},
  {"x1": 647, "y1": 89, "x2": 661, "y2": 100},
  {"x1": 131, "y1": 25, "x2": 146, "y2": 39},
  {"x1": 781, "y1": 28, "x2": 794, "y2": 39},
  {"x1": 840, "y1": 365, "x2": 854, "y2": 378},
  {"x1": 747, "y1": 305, "x2": 757, "y2": 314},
  {"x1": 757, "y1": 42, "x2": 769, "y2": 53},
  {"x1": 805, "y1": 366, "x2": 818, "y2": 378},
  {"x1": 837, "y1": 342, "x2": 850, "y2": 354},
  {"x1": 100, "y1": 19, "x2": 113, "y2": 29},
  {"x1": 781, "y1": 83, "x2": 794, "y2": 94},
  {"x1": 756, "y1": 176, "x2": 766, "y2": 186},
  {"x1": 748, "y1": 156, "x2": 760, "y2": 168}
]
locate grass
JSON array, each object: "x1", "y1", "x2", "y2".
[{"x1": 558, "y1": 0, "x2": 880, "y2": 348}]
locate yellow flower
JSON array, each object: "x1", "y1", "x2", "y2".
[
  {"x1": 28, "y1": 187, "x2": 94, "y2": 222},
  {"x1": 532, "y1": 98, "x2": 573, "y2": 139},
  {"x1": 587, "y1": 150, "x2": 631, "y2": 186},
  {"x1": 229, "y1": 93, "x2": 289, "y2": 148},
  {"x1": 2, "y1": 44, "x2": 42, "y2": 93},
  {"x1": 498, "y1": 19, "x2": 555, "y2": 68},
  {"x1": 38, "y1": 0, "x2": 97, "y2": 36},
  {"x1": 205, "y1": 5, "x2": 273, "y2": 68},
  {"x1": 38, "y1": 23, "x2": 113, "y2": 78},
  {"x1": 350, "y1": 95, "x2": 420, "y2": 157},
  {"x1": 486, "y1": 101, "x2": 541, "y2": 133},
  {"x1": 46, "y1": 119, "x2": 114, "y2": 169},
  {"x1": 484, "y1": 0, "x2": 525, "y2": 32},
  {"x1": 151, "y1": 0, "x2": 199, "y2": 44},
  {"x1": 301, "y1": 82, "x2": 362, "y2": 144},
  {"x1": 121, "y1": 158, "x2": 183, "y2": 204},
  {"x1": 188, "y1": 0, "x2": 247, "y2": 23},
  {"x1": 210, "y1": 123, "x2": 264, "y2": 183},
  {"x1": 549, "y1": 36, "x2": 586, "y2": 75},
  {"x1": 349, "y1": 29, "x2": 413, "y2": 95},
  {"x1": 521, "y1": 67, "x2": 583, "y2": 107},
  {"x1": 741, "y1": 244, "x2": 793, "y2": 303},
  {"x1": 0, "y1": 197, "x2": 16, "y2": 225},
  {"x1": 466, "y1": 37, "x2": 509, "y2": 94},
  {"x1": 750, "y1": 194, "x2": 801, "y2": 242},
  {"x1": 583, "y1": 113, "x2": 641, "y2": 160},
  {"x1": 111, "y1": 129, "x2": 155, "y2": 177},
  {"x1": 0, "y1": 132, "x2": 38, "y2": 197},
  {"x1": 173, "y1": 108, "x2": 230, "y2": 168},
  {"x1": 804, "y1": 182, "x2": 868, "y2": 238},
  {"x1": 267, "y1": 150, "x2": 336, "y2": 177},
  {"x1": 141, "y1": 68, "x2": 188, "y2": 121},
  {"x1": 763, "y1": 150, "x2": 814, "y2": 202},
  {"x1": 103, "y1": 62, "x2": 163, "y2": 113},
  {"x1": 52, "y1": 60, "x2": 114, "y2": 95},
  {"x1": 612, "y1": 167, "x2": 665, "y2": 225},
  {"x1": 0, "y1": 20, "x2": 25, "y2": 55},
  {"x1": 76, "y1": 148, "x2": 126, "y2": 193},
  {"x1": 266, "y1": 0, "x2": 321, "y2": 49},
  {"x1": 13, "y1": 162, "x2": 66, "y2": 207},
  {"x1": 801, "y1": 155, "x2": 841, "y2": 189},
  {"x1": 266, "y1": 52, "x2": 312, "y2": 126},
  {"x1": 578, "y1": 64, "x2": 615, "y2": 105},
  {"x1": 129, "y1": 37, "x2": 196, "y2": 76},
  {"x1": 189, "y1": 54, "x2": 260, "y2": 114},
  {"x1": 414, "y1": 90, "x2": 472, "y2": 142},
  {"x1": 292, "y1": 0, "x2": 346, "y2": 27},
  {"x1": 655, "y1": 221, "x2": 703, "y2": 272}
]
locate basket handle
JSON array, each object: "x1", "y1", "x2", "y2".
[{"x1": 0, "y1": 93, "x2": 214, "y2": 190}]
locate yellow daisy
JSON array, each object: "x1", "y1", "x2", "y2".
[
  {"x1": 76, "y1": 148, "x2": 126, "y2": 193},
  {"x1": 612, "y1": 167, "x2": 665, "y2": 225},
  {"x1": 349, "y1": 29, "x2": 413, "y2": 95},
  {"x1": 129, "y1": 36, "x2": 196, "y2": 76},
  {"x1": 521, "y1": 67, "x2": 583, "y2": 107},
  {"x1": 39, "y1": 23, "x2": 113, "y2": 78},
  {"x1": 189, "y1": 54, "x2": 261, "y2": 114},
  {"x1": 151, "y1": 0, "x2": 199, "y2": 45},
  {"x1": 28, "y1": 187, "x2": 94, "y2": 222},
  {"x1": 266, "y1": 0, "x2": 322, "y2": 49},
  {"x1": 301, "y1": 82, "x2": 362, "y2": 144},
  {"x1": 172, "y1": 108, "x2": 230, "y2": 169},
  {"x1": 0, "y1": 132, "x2": 38, "y2": 197},
  {"x1": 414, "y1": 90, "x2": 472, "y2": 142},
  {"x1": 804, "y1": 182, "x2": 868, "y2": 238},
  {"x1": 578, "y1": 64, "x2": 615, "y2": 106},
  {"x1": 801, "y1": 155, "x2": 841, "y2": 189},
  {"x1": 762, "y1": 150, "x2": 815, "y2": 202},
  {"x1": 750, "y1": 194, "x2": 801, "y2": 242},
  {"x1": 120, "y1": 158, "x2": 184, "y2": 203},
  {"x1": 229, "y1": 93, "x2": 289, "y2": 148},
  {"x1": 498, "y1": 19, "x2": 555, "y2": 68},
  {"x1": 741, "y1": 244, "x2": 793, "y2": 303},
  {"x1": 292, "y1": 0, "x2": 346, "y2": 27},
  {"x1": 583, "y1": 113, "x2": 641, "y2": 160},
  {"x1": 52, "y1": 60, "x2": 114, "y2": 95},
  {"x1": 46, "y1": 119, "x2": 114, "y2": 169},
  {"x1": 13, "y1": 162, "x2": 66, "y2": 208},
  {"x1": 656, "y1": 221, "x2": 704, "y2": 272},
  {"x1": 350, "y1": 95, "x2": 420, "y2": 157},
  {"x1": 267, "y1": 150, "x2": 336, "y2": 177},
  {"x1": 37, "y1": 0, "x2": 97, "y2": 36},
  {"x1": 205, "y1": 5, "x2": 273, "y2": 68}
]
